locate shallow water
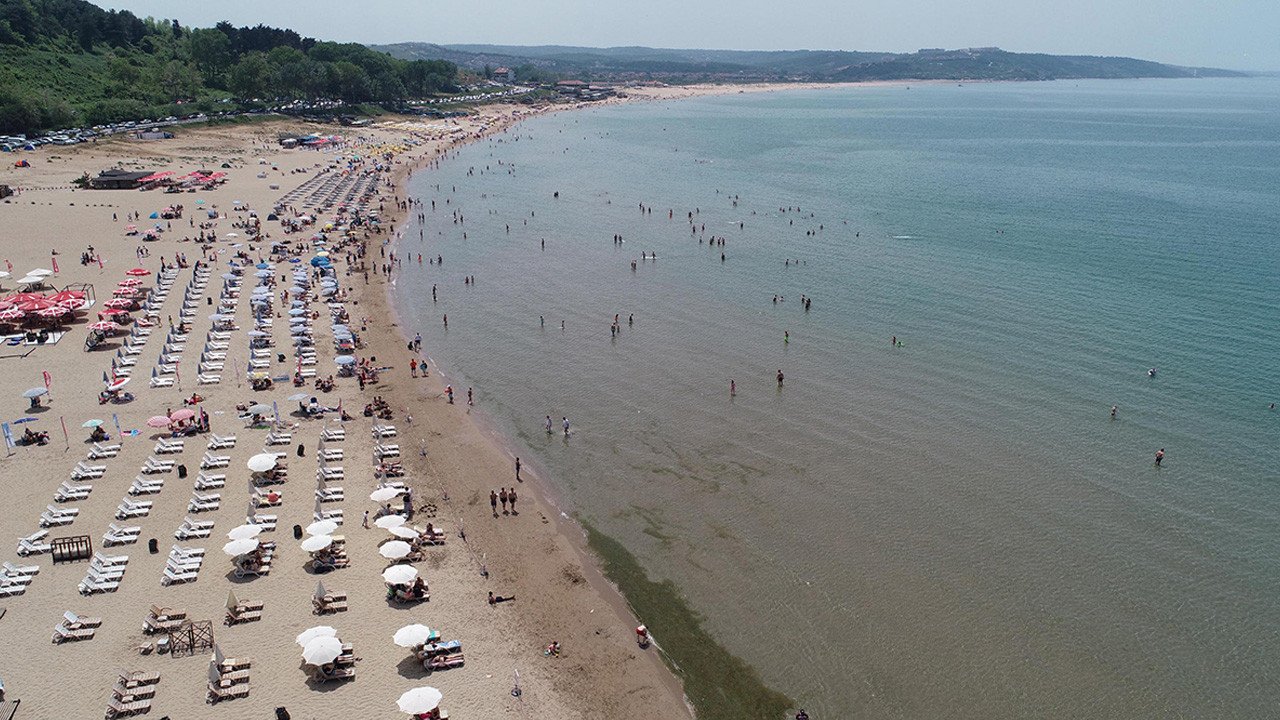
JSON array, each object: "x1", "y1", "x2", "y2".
[{"x1": 396, "y1": 78, "x2": 1280, "y2": 717}]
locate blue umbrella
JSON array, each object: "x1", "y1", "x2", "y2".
[
  {"x1": 256, "y1": 262, "x2": 271, "y2": 269},
  {"x1": 13, "y1": 417, "x2": 38, "y2": 423},
  {"x1": 289, "y1": 258, "x2": 301, "y2": 264},
  {"x1": 288, "y1": 308, "x2": 307, "y2": 316},
  {"x1": 334, "y1": 356, "x2": 356, "y2": 365},
  {"x1": 290, "y1": 326, "x2": 309, "y2": 335},
  {"x1": 254, "y1": 270, "x2": 273, "y2": 278},
  {"x1": 221, "y1": 273, "x2": 238, "y2": 281},
  {"x1": 309, "y1": 257, "x2": 331, "y2": 268}
]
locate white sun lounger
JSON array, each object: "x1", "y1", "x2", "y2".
[
  {"x1": 71, "y1": 462, "x2": 106, "y2": 480},
  {"x1": 316, "y1": 487, "x2": 344, "y2": 502},
  {"x1": 149, "y1": 375, "x2": 174, "y2": 388},
  {"x1": 207, "y1": 434, "x2": 237, "y2": 449},
  {"x1": 197, "y1": 373, "x2": 222, "y2": 385},
  {"x1": 88, "y1": 442, "x2": 121, "y2": 459},
  {"x1": 103, "y1": 523, "x2": 142, "y2": 546},
  {"x1": 54, "y1": 481, "x2": 92, "y2": 502},
  {"x1": 321, "y1": 428, "x2": 346, "y2": 442},
  {"x1": 78, "y1": 577, "x2": 120, "y2": 595},
  {"x1": 374, "y1": 444, "x2": 400, "y2": 459},
  {"x1": 372, "y1": 424, "x2": 397, "y2": 438},
  {"x1": 318, "y1": 448, "x2": 343, "y2": 462},
  {"x1": 128, "y1": 478, "x2": 164, "y2": 495},
  {"x1": 200, "y1": 452, "x2": 230, "y2": 469},
  {"x1": 153, "y1": 439, "x2": 185, "y2": 454},
  {"x1": 141, "y1": 457, "x2": 174, "y2": 474},
  {"x1": 115, "y1": 500, "x2": 153, "y2": 519},
  {"x1": 194, "y1": 473, "x2": 225, "y2": 490}
]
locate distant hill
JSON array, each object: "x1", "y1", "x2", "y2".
[{"x1": 373, "y1": 42, "x2": 1244, "y2": 83}]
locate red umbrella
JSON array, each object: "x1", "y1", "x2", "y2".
[
  {"x1": 118, "y1": 278, "x2": 143, "y2": 287},
  {"x1": 16, "y1": 298, "x2": 55, "y2": 312},
  {"x1": 103, "y1": 298, "x2": 133, "y2": 309},
  {"x1": 0, "y1": 308, "x2": 25, "y2": 321},
  {"x1": 37, "y1": 306, "x2": 68, "y2": 319},
  {"x1": 48, "y1": 290, "x2": 85, "y2": 303},
  {"x1": 89, "y1": 321, "x2": 123, "y2": 332},
  {"x1": 7, "y1": 292, "x2": 47, "y2": 304},
  {"x1": 125, "y1": 268, "x2": 151, "y2": 277},
  {"x1": 98, "y1": 308, "x2": 128, "y2": 318},
  {"x1": 146, "y1": 416, "x2": 172, "y2": 428}
]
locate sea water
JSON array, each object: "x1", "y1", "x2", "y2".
[{"x1": 396, "y1": 78, "x2": 1280, "y2": 717}]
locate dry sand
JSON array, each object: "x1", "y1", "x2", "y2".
[{"x1": 0, "y1": 97, "x2": 705, "y2": 719}]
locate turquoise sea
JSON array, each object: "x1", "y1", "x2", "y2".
[{"x1": 396, "y1": 78, "x2": 1280, "y2": 717}]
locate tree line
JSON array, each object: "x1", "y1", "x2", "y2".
[{"x1": 0, "y1": 0, "x2": 458, "y2": 134}]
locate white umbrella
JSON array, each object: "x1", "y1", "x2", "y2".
[
  {"x1": 301, "y1": 636, "x2": 343, "y2": 665},
  {"x1": 27, "y1": 268, "x2": 53, "y2": 277},
  {"x1": 370, "y1": 487, "x2": 400, "y2": 503},
  {"x1": 305, "y1": 519, "x2": 339, "y2": 536},
  {"x1": 246, "y1": 453, "x2": 277, "y2": 472},
  {"x1": 396, "y1": 687, "x2": 443, "y2": 715},
  {"x1": 379, "y1": 540, "x2": 412, "y2": 560},
  {"x1": 374, "y1": 514, "x2": 406, "y2": 529},
  {"x1": 388, "y1": 526, "x2": 419, "y2": 540},
  {"x1": 295, "y1": 625, "x2": 337, "y2": 647},
  {"x1": 383, "y1": 565, "x2": 418, "y2": 586},
  {"x1": 247, "y1": 404, "x2": 273, "y2": 415},
  {"x1": 18, "y1": 275, "x2": 43, "y2": 285},
  {"x1": 22, "y1": 387, "x2": 48, "y2": 398},
  {"x1": 222, "y1": 538, "x2": 259, "y2": 557},
  {"x1": 393, "y1": 623, "x2": 433, "y2": 648},
  {"x1": 226, "y1": 524, "x2": 263, "y2": 540},
  {"x1": 300, "y1": 534, "x2": 333, "y2": 552},
  {"x1": 287, "y1": 392, "x2": 310, "y2": 401}
]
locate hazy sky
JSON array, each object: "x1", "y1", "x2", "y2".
[{"x1": 95, "y1": 0, "x2": 1276, "y2": 70}]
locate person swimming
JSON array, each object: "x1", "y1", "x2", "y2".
[{"x1": 1148, "y1": 368, "x2": 1157, "y2": 377}]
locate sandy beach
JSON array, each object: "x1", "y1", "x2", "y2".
[{"x1": 0, "y1": 92, "x2": 728, "y2": 719}]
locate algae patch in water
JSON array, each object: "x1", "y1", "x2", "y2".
[{"x1": 583, "y1": 520, "x2": 794, "y2": 720}]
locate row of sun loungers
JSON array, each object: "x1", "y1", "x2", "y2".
[{"x1": 79, "y1": 552, "x2": 129, "y2": 595}]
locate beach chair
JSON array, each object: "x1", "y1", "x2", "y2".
[
  {"x1": 372, "y1": 424, "x2": 397, "y2": 438},
  {"x1": 264, "y1": 430, "x2": 292, "y2": 446},
  {"x1": 202, "y1": 351, "x2": 227, "y2": 361},
  {"x1": 153, "y1": 438, "x2": 184, "y2": 454},
  {"x1": 140, "y1": 457, "x2": 174, "y2": 474},
  {"x1": 128, "y1": 478, "x2": 164, "y2": 495},
  {"x1": 199, "y1": 362, "x2": 225, "y2": 373},
  {"x1": 103, "y1": 523, "x2": 142, "y2": 546},
  {"x1": 120, "y1": 342, "x2": 142, "y2": 357},
  {"x1": 110, "y1": 681, "x2": 155, "y2": 700},
  {"x1": 17, "y1": 531, "x2": 52, "y2": 556},
  {"x1": 148, "y1": 375, "x2": 173, "y2": 388},
  {"x1": 194, "y1": 472, "x2": 225, "y2": 490},
  {"x1": 62, "y1": 610, "x2": 103, "y2": 629},
  {"x1": 246, "y1": 512, "x2": 277, "y2": 531},
  {"x1": 200, "y1": 452, "x2": 230, "y2": 469},
  {"x1": 39, "y1": 509, "x2": 77, "y2": 528},
  {"x1": 115, "y1": 500, "x2": 153, "y2": 519},
  {"x1": 316, "y1": 487, "x2": 344, "y2": 503},
  {"x1": 313, "y1": 665, "x2": 355, "y2": 682},
  {"x1": 0, "y1": 580, "x2": 27, "y2": 597},
  {"x1": 174, "y1": 517, "x2": 214, "y2": 540},
  {"x1": 89, "y1": 441, "x2": 122, "y2": 458},
  {"x1": 93, "y1": 551, "x2": 129, "y2": 567},
  {"x1": 104, "y1": 696, "x2": 151, "y2": 719},
  {"x1": 321, "y1": 427, "x2": 346, "y2": 442},
  {"x1": 318, "y1": 448, "x2": 344, "y2": 462},
  {"x1": 314, "y1": 506, "x2": 343, "y2": 524},
  {"x1": 207, "y1": 681, "x2": 251, "y2": 703},
  {"x1": 207, "y1": 433, "x2": 237, "y2": 449},
  {"x1": 252, "y1": 489, "x2": 282, "y2": 507},
  {"x1": 161, "y1": 566, "x2": 199, "y2": 585},
  {"x1": 170, "y1": 545, "x2": 206, "y2": 560},
  {"x1": 188, "y1": 493, "x2": 221, "y2": 513},
  {"x1": 166, "y1": 553, "x2": 203, "y2": 572},
  {"x1": 117, "y1": 670, "x2": 161, "y2": 688},
  {"x1": 374, "y1": 443, "x2": 401, "y2": 459},
  {"x1": 3, "y1": 560, "x2": 39, "y2": 577},
  {"x1": 316, "y1": 466, "x2": 344, "y2": 481},
  {"x1": 224, "y1": 606, "x2": 262, "y2": 625},
  {"x1": 214, "y1": 645, "x2": 252, "y2": 672},
  {"x1": 78, "y1": 576, "x2": 120, "y2": 595},
  {"x1": 54, "y1": 481, "x2": 92, "y2": 502},
  {"x1": 115, "y1": 354, "x2": 137, "y2": 368},
  {"x1": 204, "y1": 340, "x2": 229, "y2": 351},
  {"x1": 425, "y1": 652, "x2": 466, "y2": 672},
  {"x1": 197, "y1": 373, "x2": 222, "y2": 385},
  {"x1": 50, "y1": 622, "x2": 96, "y2": 643},
  {"x1": 143, "y1": 605, "x2": 186, "y2": 634},
  {"x1": 71, "y1": 461, "x2": 107, "y2": 480}
]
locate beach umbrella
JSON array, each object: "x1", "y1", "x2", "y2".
[
  {"x1": 226, "y1": 524, "x2": 263, "y2": 541},
  {"x1": 81, "y1": 419, "x2": 105, "y2": 428},
  {"x1": 246, "y1": 453, "x2": 277, "y2": 472},
  {"x1": 125, "y1": 268, "x2": 151, "y2": 277},
  {"x1": 383, "y1": 565, "x2": 419, "y2": 586},
  {"x1": 334, "y1": 356, "x2": 356, "y2": 366},
  {"x1": 103, "y1": 298, "x2": 133, "y2": 309},
  {"x1": 379, "y1": 541, "x2": 412, "y2": 560},
  {"x1": 17, "y1": 275, "x2": 44, "y2": 285},
  {"x1": 169, "y1": 408, "x2": 196, "y2": 422},
  {"x1": 288, "y1": 308, "x2": 307, "y2": 316},
  {"x1": 220, "y1": 273, "x2": 238, "y2": 281},
  {"x1": 98, "y1": 308, "x2": 128, "y2": 317},
  {"x1": 396, "y1": 687, "x2": 442, "y2": 715},
  {"x1": 254, "y1": 270, "x2": 273, "y2": 278},
  {"x1": 300, "y1": 534, "x2": 333, "y2": 552},
  {"x1": 302, "y1": 636, "x2": 343, "y2": 665},
  {"x1": 287, "y1": 392, "x2": 310, "y2": 402},
  {"x1": 256, "y1": 262, "x2": 270, "y2": 269},
  {"x1": 22, "y1": 387, "x2": 48, "y2": 399},
  {"x1": 106, "y1": 378, "x2": 130, "y2": 391},
  {"x1": 145, "y1": 415, "x2": 171, "y2": 428},
  {"x1": 247, "y1": 403, "x2": 272, "y2": 415},
  {"x1": 309, "y1": 257, "x2": 331, "y2": 267},
  {"x1": 27, "y1": 269, "x2": 53, "y2": 277},
  {"x1": 0, "y1": 308, "x2": 24, "y2": 321},
  {"x1": 374, "y1": 514, "x2": 406, "y2": 529},
  {"x1": 370, "y1": 487, "x2": 400, "y2": 503},
  {"x1": 17, "y1": 297, "x2": 54, "y2": 311},
  {"x1": 222, "y1": 538, "x2": 259, "y2": 557},
  {"x1": 37, "y1": 306, "x2": 67, "y2": 318},
  {"x1": 12, "y1": 417, "x2": 36, "y2": 424},
  {"x1": 388, "y1": 526, "x2": 419, "y2": 540},
  {"x1": 296, "y1": 626, "x2": 338, "y2": 647},
  {"x1": 392, "y1": 622, "x2": 432, "y2": 648},
  {"x1": 305, "y1": 520, "x2": 338, "y2": 536},
  {"x1": 88, "y1": 321, "x2": 122, "y2": 332}
]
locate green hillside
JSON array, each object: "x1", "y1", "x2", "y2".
[{"x1": 0, "y1": 0, "x2": 457, "y2": 134}]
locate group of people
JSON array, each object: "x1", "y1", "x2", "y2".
[{"x1": 488, "y1": 487, "x2": 519, "y2": 516}]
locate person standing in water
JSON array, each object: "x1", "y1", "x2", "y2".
[
  {"x1": 545, "y1": 415, "x2": 553, "y2": 434},
  {"x1": 562, "y1": 417, "x2": 570, "y2": 436},
  {"x1": 515, "y1": 457, "x2": 522, "y2": 482},
  {"x1": 1154, "y1": 448, "x2": 1165, "y2": 466},
  {"x1": 730, "y1": 379, "x2": 736, "y2": 396},
  {"x1": 776, "y1": 369, "x2": 784, "y2": 387},
  {"x1": 1111, "y1": 405, "x2": 1118, "y2": 419}
]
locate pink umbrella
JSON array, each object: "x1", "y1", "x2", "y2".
[
  {"x1": 125, "y1": 268, "x2": 151, "y2": 277},
  {"x1": 118, "y1": 279, "x2": 143, "y2": 287},
  {"x1": 37, "y1": 306, "x2": 68, "y2": 318},
  {"x1": 169, "y1": 408, "x2": 196, "y2": 422},
  {"x1": 103, "y1": 298, "x2": 133, "y2": 309},
  {"x1": 89, "y1": 321, "x2": 123, "y2": 332},
  {"x1": 0, "y1": 307, "x2": 25, "y2": 321},
  {"x1": 146, "y1": 416, "x2": 172, "y2": 428},
  {"x1": 99, "y1": 308, "x2": 128, "y2": 317},
  {"x1": 16, "y1": 298, "x2": 54, "y2": 312}
]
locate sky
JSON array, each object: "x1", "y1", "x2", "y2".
[{"x1": 94, "y1": 0, "x2": 1278, "y2": 70}]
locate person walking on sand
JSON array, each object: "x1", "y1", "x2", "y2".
[
  {"x1": 362, "y1": 510, "x2": 370, "y2": 529},
  {"x1": 500, "y1": 488, "x2": 509, "y2": 515},
  {"x1": 410, "y1": 359, "x2": 418, "y2": 378},
  {"x1": 467, "y1": 387, "x2": 474, "y2": 406},
  {"x1": 515, "y1": 457, "x2": 522, "y2": 482},
  {"x1": 1154, "y1": 448, "x2": 1165, "y2": 467},
  {"x1": 446, "y1": 385, "x2": 454, "y2": 404},
  {"x1": 490, "y1": 489, "x2": 499, "y2": 517},
  {"x1": 509, "y1": 487, "x2": 518, "y2": 514}
]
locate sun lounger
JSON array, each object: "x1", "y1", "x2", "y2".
[
  {"x1": 201, "y1": 351, "x2": 226, "y2": 362},
  {"x1": 194, "y1": 472, "x2": 225, "y2": 490},
  {"x1": 207, "y1": 681, "x2": 250, "y2": 703},
  {"x1": 120, "y1": 343, "x2": 142, "y2": 356},
  {"x1": 128, "y1": 478, "x2": 164, "y2": 495},
  {"x1": 312, "y1": 596, "x2": 348, "y2": 614},
  {"x1": 71, "y1": 461, "x2": 106, "y2": 480},
  {"x1": 63, "y1": 610, "x2": 103, "y2": 629},
  {"x1": 264, "y1": 431, "x2": 292, "y2": 446},
  {"x1": 110, "y1": 682, "x2": 155, "y2": 700},
  {"x1": 117, "y1": 670, "x2": 161, "y2": 688},
  {"x1": 314, "y1": 507, "x2": 343, "y2": 523},
  {"x1": 4, "y1": 560, "x2": 39, "y2": 577},
  {"x1": 188, "y1": 493, "x2": 221, "y2": 513},
  {"x1": 321, "y1": 427, "x2": 346, "y2": 441},
  {"x1": 200, "y1": 452, "x2": 229, "y2": 469},
  {"x1": 373, "y1": 424, "x2": 397, "y2": 438},
  {"x1": 174, "y1": 518, "x2": 213, "y2": 540},
  {"x1": 161, "y1": 566, "x2": 199, "y2": 585},
  {"x1": 197, "y1": 373, "x2": 222, "y2": 385},
  {"x1": 316, "y1": 487, "x2": 344, "y2": 502},
  {"x1": 93, "y1": 551, "x2": 129, "y2": 567},
  {"x1": 425, "y1": 652, "x2": 466, "y2": 672},
  {"x1": 39, "y1": 510, "x2": 76, "y2": 528},
  {"x1": 149, "y1": 376, "x2": 173, "y2": 388},
  {"x1": 89, "y1": 442, "x2": 121, "y2": 458},
  {"x1": 115, "y1": 500, "x2": 152, "y2": 519},
  {"x1": 246, "y1": 513, "x2": 277, "y2": 531},
  {"x1": 51, "y1": 622, "x2": 96, "y2": 643},
  {"x1": 153, "y1": 439, "x2": 184, "y2": 454},
  {"x1": 313, "y1": 665, "x2": 355, "y2": 682},
  {"x1": 207, "y1": 433, "x2": 237, "y2": 449},
  {"x1": 54, "y1": 481, "x2": 92, "y2": 502},
  {"x1": 316, "y1": 467, "x2": 344, "y2": 481},
  {"x1": 375, "y1": 444, "x2": 400, "y2": 459},
  {"x1": 318, "y1": 448, "x2": 344, "y2": 461},
  {"x1": 140, "y1": 457, "x2": 174, "y2": 474},
  {"x1": 115, "y1": 355, "x2": 137, "y2": 368},
  {"x1": 0, "y1": 580, "x2": 27, "y2": 597},
  {"x1": 104, "y1": 696, "x2": 151, "y2": 719},
  {"x1": 17, "y1": 534, "x2": 52, "y2": 556},
  {"x1": 78, "y1": 576, "x2": 120, "y2": 595},
  {"x1": 224, "y1": 606, "x2": 262, "y2": 625},
  {"x1": 103, "y1": 523, "x2": 142, "y2": 546},
  {"x1": 166, "y1": 554, "x2": 203, "y2": 571}
]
